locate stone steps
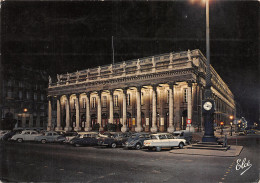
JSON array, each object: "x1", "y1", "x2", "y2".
[{"x1": 187, "y1": 142, "x2": 230, "y2": 151}]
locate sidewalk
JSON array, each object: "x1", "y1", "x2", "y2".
[{"x1": 170, "y1": 145, "x2": 243, "y2": 157}]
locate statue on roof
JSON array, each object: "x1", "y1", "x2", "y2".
[
  {"x1": 66, "y1": 72, "x2": 70, "y2": 81},
  {"x1": 48, "y1": 76, "x2": 52, "y2": 85},
  {"x1": 57, "y1": 74, "x2": 60, "y2": 83}
]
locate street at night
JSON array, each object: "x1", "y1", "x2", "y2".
[
  {"x1": 0, "y1": 134, "x2": 259, "y2": 183},
  {"x1": 0, "y1": 1, "x2": 259, "y2": 182}
]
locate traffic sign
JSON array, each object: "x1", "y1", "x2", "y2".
[{"x1": 186, "y1": 119, "x2": 192, "y2": 124}]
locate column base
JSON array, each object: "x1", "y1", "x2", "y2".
[
  {"x1": 150, "y1": 126, "x2": 158, "y2": 133},
  {"x1": 167, "y1": 126, "x2": 175, "y2": 133},
  {"x1": 202, "y1": 135, "x2": 217, "y2": 142},
  {"x1": 135, "y1": 126, "x2": 143, "y2": 132},
  {"x1": 84, "y1": 127, "x2": 92, "y2": 132},
  {"x1": 159, "y1": 125, "x2": 164, "y2": 132},
  {"x1": 64, "y1": 126, "x2": 72, "y2": 132},
  {"x1": 99, "y1": 127, "x2": 104, "y2": 132},
  {"x1": 121, "y1": 126, "x2": 128, "y2": 132},
  {"x1": 74, "y1": 127, "x2": 81, "y2": 132},
  {"x1": 145, "y1": 126, "x2": 150, "y2": 132},
  {"x1": 131, "y1": 126, "x2": 136, "y2": 132},
  {"x1": 47, "y1": 126, "x2": 52, "y2": 131},
  {"x1": 55, "y1": 126, "x2": 63, "y2": 131}
]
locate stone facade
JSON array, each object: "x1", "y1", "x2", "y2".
[
  {"x1": 2, "y1": 66, "x2": 48, "y2": 129},
  {"x1": 48, "y1": 49, "x2": 236, "y2": 132}
]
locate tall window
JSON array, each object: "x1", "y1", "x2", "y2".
[
  {"x1": 92, "y1": 97, "x2": 96, "y2": 108},
  {"x1": 127, "y1": 93, "x2": 131, "y2": 106},
  {"x1": 19, "y1": 91, "x2": 23, "y2": 99},
  {"x1": 184, "y1": 88, "x2": 188, "y2": 103},
  {"x1": 141, "y1": 92, "x2": 144, "y2": 105},
  {"x1": 34, "y1": 93, "x2": 37, "y2": 101},
  {"x1": 19, "y1": 81, "x2": 23, "y2": 88},
  {"x1": 41, "y1": 94, "x2": 44, "y2": 101},
  {"x1": 26, "y1": 92, "x2": 30, "y2": 99},
  {"x1": 114, "y1": 95, "x2": 118, "y2": 107},
  {"x1": 83, "y1": 98, "x2": 86, "y2": 109},
  {"x1": 102, "y1": 96, "x2": 107, "y2": 107}
]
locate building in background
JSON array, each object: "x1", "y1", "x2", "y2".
[
  {"x1": 48, "y1": 49, "x2": 236, "y2": 132},
  {"x1": 1, "y1": 66, "x2": 48, "y2": 130}
]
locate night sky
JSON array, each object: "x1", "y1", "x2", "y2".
[{"x1": 1, "y1": 1, "x2": 259, "y2": 123}]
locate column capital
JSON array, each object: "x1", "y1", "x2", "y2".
[
  {"x1": 152, "y1": 85, "x2": 157, "y2": 91},
  {"x1": 187, "y1": 81, "x2": 193, "y2": 87},
  {"x1": 136, "y1": 86, "x2": 142, "y2": 92},
  {"x1": 122, "y1": 87, "x2": 128, "y2": 94}
]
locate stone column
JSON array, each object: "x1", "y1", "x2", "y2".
[
  {"x1": 167, "y1": 83, "x2": 174, "y2": 133},
  {"x1": 55, "y1": 97, "x2": 62, "y2": 131},
  {"x1": 151, "y1": 85, "x2": 158, "y2": 132},
  {"x1": 64, "y1": 95, "x2": 72, "y2": 132},
  {"x1": 74, "y1": 94, "x2": 81, "y2": 131},
  {"x1": 85, "y1": 93, "x2": 92, "y2": 131},
  {"x1": 135, "y1": 86, "x2": 142, "y2": 132},
  {"x1": 121, "y1": 88, "x2": 128, "y2": 132},
  {"x1": 187, "y1": 82, "x2": 194, "y2": 132},
  {"x1": 47, "y1": 97, "x2": 52, "y2": 131},
  {"x1": 97, "y1": 91, "x2": 103, "y2": 131},
  {"x1": 109, "y1": 90, "x2": 114, "y2": 124}
]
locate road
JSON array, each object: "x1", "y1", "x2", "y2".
[{"x1": 0, "y1": 135, "x2": 259, "y2": 183}]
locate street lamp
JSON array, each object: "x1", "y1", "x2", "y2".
[
  {"x1": 192, "y1": 0, "x2": 217, "y2": 142},
  {"x1": 230, "y1": 121, "x2": 233, "y2": 136}
]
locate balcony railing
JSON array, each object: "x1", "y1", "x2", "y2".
[{"x1": 49, "y1": 49, "x2": 203, "y2": 87}]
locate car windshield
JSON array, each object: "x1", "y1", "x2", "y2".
[{"x1": 150, "y1": 135, "x2": 157, "y2": 139}]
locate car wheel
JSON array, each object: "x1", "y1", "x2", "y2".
[
  {"x1": 41, "y1": 139, "x2": 46, "y2": 144},
  {"x1": 111, "y1": 143, "x2": 117, "y2": 148},
  {"x1": 17, "y1": 138, "x2": 23, "y2": 143},
  {"x1": 156, "y1": 146, "x2": 161, "y2": 152},
  {"x1": 179, "y1": 142, "x2": 184, "y2": 149},
  {"x1": 135, "y1": 143, "x2": 141, "y2": 150}
]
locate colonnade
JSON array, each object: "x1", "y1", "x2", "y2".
[{"x1": 47, "y1": 83, "x2": 194, "y2": 132}]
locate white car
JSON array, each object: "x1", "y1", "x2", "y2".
[
  {"x1": 143, "y1": 133, "x2": 186, "y2": 151},
  {"x1": 11, "y1": 130, "x2": 41, "y2": 143}
]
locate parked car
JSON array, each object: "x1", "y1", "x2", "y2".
[
  {"x1": 238, "y1": 131, "x2": 247, "y2": 136},
  {"x1": 11, "y1": 130, "x2": 41, "y2": 142},
  {"x1": 123, "y1": 132, "x2": 151, "y2": 150},
  {"x1": 245, "y1": 129, "x2": 256, "y2": 134},
  {"x1": 35, "y1": 131, "x2": 63, "y2": 144},
  {"x1": 56, "y1": 132, "x2": 78, "y2": 144},
  {"x1": 97, "y1": 132, "x2": 130, "y2": 148},
  {"x1": 143, "y1": 133, "x2": 186, "y2": 152},
  {"x1": 70, "y1": 132, "x2": 99, "y2": 147},
  {"x1": 0, "y1": 130, "x2": 10, "y2": 140},
  {"x1": 173, "y1": 131, "x2": 192, "y2": 144}
]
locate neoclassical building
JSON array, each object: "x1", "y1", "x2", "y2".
[{"x1": 47, "y1": 49, "x2": 235, "y2": 133}]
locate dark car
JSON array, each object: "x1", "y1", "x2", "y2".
[
  {"x1": 97, "y1": 132, "x2": 130, "y2": 148},
  {"x1": 124, "y1": 132, "x2": 151, "y2": 150},
  {"x1": 56, "y1": 132, "x2": 78, "y2": 144},
  {"x1": 2, "y1": 130, "x2": 23, "y2": 141},
  {"x1": 71, "y1": 132, "x2": 99, "y2": 147},
  {"x1": 173, "y1": 131, "x2": 192, "y2": 144}
]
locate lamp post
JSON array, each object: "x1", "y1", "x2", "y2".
[
  {"x1": 199, "y1": 0, "x2": 217, "y2": 142},
  {"x1": 229, "y1": 115, "x2": 233, "y2": 136}
]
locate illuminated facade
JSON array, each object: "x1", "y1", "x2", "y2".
[{"x1": 47, "y1": 49, "x2": 235, "y2": 132}]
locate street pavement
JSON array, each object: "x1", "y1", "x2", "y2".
[{"x1": 0, "y1": 134, "x2": 259, "y2": 183}]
